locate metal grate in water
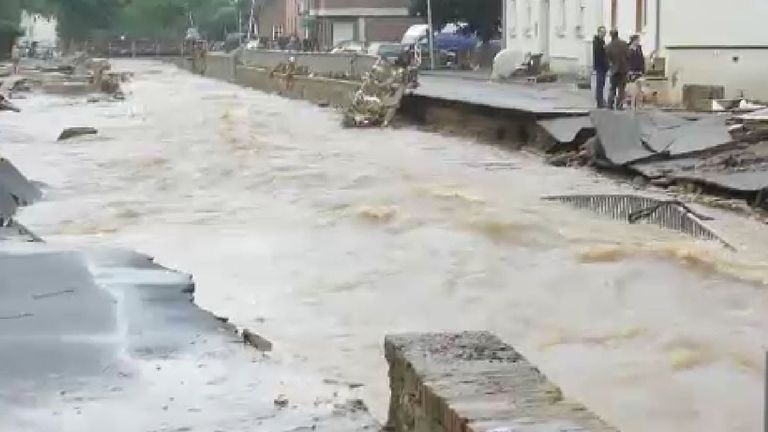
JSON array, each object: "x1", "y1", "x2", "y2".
[{"x1": 543, "y1": 194, "x2": 734, "y2": 250}]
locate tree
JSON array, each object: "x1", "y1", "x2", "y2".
[
  {"x1": 410, "y1": 0, "x2": 502, "y2": 42},
  {"x1": 0, "y1": 0, "x2": 22, "y2": 58},
  {"x1": 18, "y1": 0, "x2": 124, "y2": 43}
]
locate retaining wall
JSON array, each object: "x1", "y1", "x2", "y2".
[
  {"x1": 175, "y1": 53, "x2": 361, "y2": 110},
  {"x1": 385, "y1": 332, "x2": 619, "y2": 432},
  {"x1": 235, "y1": 66, "x2": 358, "y2": 108},
  {"x1": 241, "y1": 49, "x2": 377, "y2": 79},
  {"x1": 204, "y1": 52, "x2": 237, "y2": 82}
]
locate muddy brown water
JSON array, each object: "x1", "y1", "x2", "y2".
[{"x1": 2, "y1": 60, "x2": 768, "y2": 432}]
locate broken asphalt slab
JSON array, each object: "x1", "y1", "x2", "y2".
[
  {"x1": 0, "y1": 243, "x2": 379, "y2": 431},
  {"x1": 590, "y1": 110, "x2": 652, "y2": 165},
  {"x1": 589, "y1": 110, "x2": 734, "y2": 166},
  {"x1": 0, "y1": 157, "x2": 41, "y2": 222},
  {"x1": 0, "y1": 158, "x2": 42, "y2": 205},
  {"x1": 537, "y1": 115, "x2": 594, "y2": 148}
]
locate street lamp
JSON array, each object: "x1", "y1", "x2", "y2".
[{"x1": 426, "y1": 0, "x2": 435, "y2": 70}]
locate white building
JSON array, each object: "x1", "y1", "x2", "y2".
[
  {"x1": 18, "y1": 11, "x2": 57, "y2": 48},
  {"x1": 502, "y1": 0, "x2": 768, "y2": 103}
]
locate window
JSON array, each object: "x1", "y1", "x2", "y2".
[
  {"x1": 576, "y1": 0, "x2": 586, "y2": 37},
  {"x1": 636, "y1": 0, "x2": 649, "y2": 32},
  {"x1": 559, "y1": 0, "x2": 567, "y2": 32},
  {"x1": 509, "y1": 0, "x2": 518, "y2": 38},
  {"x1": 525, "y1": 0, "x2": 533, "y2": 37},
  {"x1": 643, "y1": 0, "x2": 649, "y2": 28}
]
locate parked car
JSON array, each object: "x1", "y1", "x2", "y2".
[
  {"x1": 366, "y1": 42, "x2": 407, "y2": 61},
  {"x1": 330, "y1": 40, "x2": 367, "y2": 54}
]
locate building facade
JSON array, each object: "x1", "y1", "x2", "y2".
[
  {"x1": 19, "y1": 11, "x2": 57, "y2": 48},
  {"x1": 502, "y1": 0, "x2": 768, "y2": 102},
  {"x1": 257, "y1": 0, "x2": 302, "y2": 40},
  {"x1": 304, "y1": 0, "x2": 421, "y2": 50}
]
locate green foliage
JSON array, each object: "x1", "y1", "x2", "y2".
[
  {"x1": 116, "y1": 0, "x2": 246, "y2": 40},
  {"x1": 0, "y1": 0, "x2": 22, "y2": 34},
  {"x1": 410, "y1": 0, "x2": 502, "y2": 42},
  {"x1": 11, "y1": 0, "x2": 247, "y2": 43}
]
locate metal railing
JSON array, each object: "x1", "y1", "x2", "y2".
[{"x1": 544, "y1": 194, "x2": 734, "y2": 249}]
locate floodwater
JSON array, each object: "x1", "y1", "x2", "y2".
[{"x1": 3, "y1": 60, "x2": 768, "y2": 432}]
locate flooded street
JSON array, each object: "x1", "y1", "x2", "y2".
[{"x1": 3, "y1": 60, "x2": 768, "y2": 432}]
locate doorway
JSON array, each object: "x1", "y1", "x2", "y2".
[{"x1": 332, "y1": 21, "x2": 354, "y2": 46}]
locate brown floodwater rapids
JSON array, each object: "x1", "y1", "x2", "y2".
[{"x1": 2, "y1": 60, "x2": 768, "y2": 432}]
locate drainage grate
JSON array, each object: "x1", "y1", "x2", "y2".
[{"x1": 544, "y1": 194, "x2": 734, "y2": 250}]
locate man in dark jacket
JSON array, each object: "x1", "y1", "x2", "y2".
[
  {"x1": 605, "y1": 29, "x2": 630, "y2": 110},
  {"x1": 592, "y1": 26, "x2": 608, "y2": 108}
]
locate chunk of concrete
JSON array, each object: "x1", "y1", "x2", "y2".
[
  {"x1": 58, "y1": 127, "x2": 98, "y2": 141},
  {"x1": 537, "y1": 115, "x2": 593, "y2": 144},
  {"x1": 645, "y1": 115, "x2": 732, "y2": 155},
  {"x1": 0, "y1": 158, "x2": 42, "y2": 205},
  {"x1": 385, "y1": 332, "x2": 618, "y2": 432},
  {"x1": 590, "y1": 110, "x2": 653, "y2": 165},
  {"x1": 0, "y1": 183, "x2": 18, "y2": 222}
]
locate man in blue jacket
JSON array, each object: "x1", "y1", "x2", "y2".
[{"x1": 592, "y1": 26, "x2": 608, "y2": 108}]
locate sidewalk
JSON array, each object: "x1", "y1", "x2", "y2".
[{"x1": 412, "y1": 70, "x2": 594, "y2": 116}]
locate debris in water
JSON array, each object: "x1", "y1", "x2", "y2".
[
  {"x1": 332, "y1": 398, "x2": 369, "y2": 416},
  {"x1": 322, "y1": 378, "x2": 364, "y2": 389},
  {"x1": 544, "y1": 194, "x2": 734, "y2": 249},
  {"x1": 58, "y1": 127, "x2": 98, "y2": 141},
  {"x1": 0, "y1": 94, "x2": 20, "y2": 112},
  {"x1": 274, "y1": 394, "x2": 289, "y2": 409},
  {"x1": 242, "y1": 328, "x2": 273, "y2": 352}
]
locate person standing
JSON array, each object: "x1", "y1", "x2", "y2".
[
  {"x1": 605, "y1": 29, "x2": 629, "y2": 110},
  {"x1": 627, "y1": 35, "x2": 646, "y2": 109},
  {"x1": 592, "y1": 26, "x2": 608, "y2": 108},
  {"x1": 10, "y1": 42, "x2": 20, "y2": 75},
  {"x1": 628, "y1": 35, "x2": 645, "y2": 81}
]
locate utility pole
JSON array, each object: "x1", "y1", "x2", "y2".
[
  {"x1": 237, "y1": 0, "x2": 242, "y2": 34},
  {"x1": 426, "y1": 0, "x2": 435, "y2": 70},
  {"x1": 247, "y1": 0, "x2": 256, "y2": 40}
]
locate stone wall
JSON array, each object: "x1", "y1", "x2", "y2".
[
  {"x1": 173, "y1": 53, "x2": 361, "y2": 109},
  {"x1": 241, "y1": 49, "x2": 377, "y2": 80},
  {"x1": 235, "y1": 66, "x2": 359, "y2": 108},
  {"x1": 203, "y1": 52, "x2": 237, "y2": 82},
  {"x1": 384, "y1": 332, "x2": 619, "y2": 432}
]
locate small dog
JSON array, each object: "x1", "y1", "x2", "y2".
[{"x1": 626, "y1": 76, "x2": 646, "y2": 110}]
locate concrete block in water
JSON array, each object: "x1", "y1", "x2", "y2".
[
  {"x1": 58, "y1": 127, "x2": 98, "y2": 141},
  {"x1": 385, "y1": 332, "x2": 618, "y2": 432}
]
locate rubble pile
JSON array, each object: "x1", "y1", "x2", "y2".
[
  {"x1": 0, "y1": 52, "x2": 129, "y2": 101},
  {"x1": 343, "y1": 58, "x2": 416, "y2": 128},
  {"x1": 540, "y1": 108, "x2": 768, "y2": 212}
]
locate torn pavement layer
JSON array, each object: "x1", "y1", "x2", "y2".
[
  {"x1": 589, "y1": 110, "x2": 734, "y2": 166},
  {"x1": 0, "y1": 243, "x2": 380, "y2": 431},
  {"x1": 0, "y1": 157, "x2": 42, "y2": 224}
]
